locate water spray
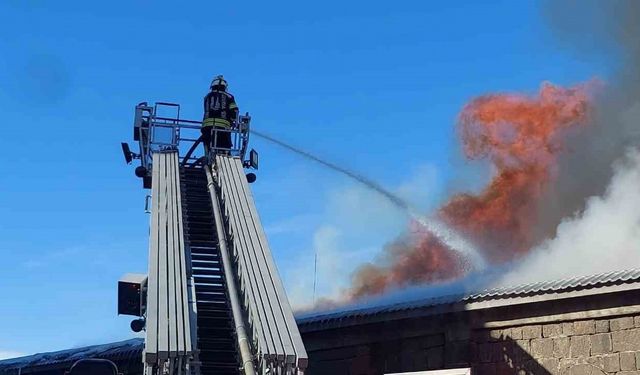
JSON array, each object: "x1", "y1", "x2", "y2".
[{"x1": 250, "y1": 129, "x2": 486, "y2": 269}]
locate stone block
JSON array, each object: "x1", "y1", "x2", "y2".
[
  {"x1": 514, "y1": 340, "x2": 531, "y2": 355},
  {"x1": 469, "y1": 341, "x2": 479, "y2": 363},
  {"x1": 402, "y1": 338, "x2": 423, "y2": 357},
  {"x1": 478, "y1": 343, "x2": 493, "y2": 363},
  {"x1": 544, "y1": 323, "x2": 563, "y2": 338},
  {"x1": 596, "y1": 320, "x2": 610, "y2": 333},
  {"x1": 637, "y1": 352, "x2": 640, "y2": 370},
  {"x1": 564, "y1": 364, "x2": 607, "y2": 375},
  {"x1": 616, "y1": 371, "x2": 640, "y2": 375},
  {"x1": 522, "y1": 325, "x2": 542, "y2": 340},
  {"x1": 473, "y1": 330, "x2": 490, "y2": 343},
  {"x1": 621, "y1": 352, "x2": 637, "y2": 371},
  {"x1": 499, "y1": 346, "x2": 514, "y2": 367},
  {"x1": 587, "y1": 355, "x2": 605, "y2": 370},
  {"x1": 613, "y1": 329, "x2": 640, "y2": 352},
  {"x1": 426, "y1": 346, "x2": 443, "y2": 369},
  {"x1": 532, "y1": 338, "x2": 554, "y2": 358},
  {"x1": 591, "y1": 333, "x2": 613, "y2": 354},
  {"x1": 554, "y1": 337, "x2": 570, "y2": 358},
  {"x1": 495, "y1": 362, "x2": 513, "y2": 375},
  {"x1": 563, "y1": 322, "x2": 575, "y2": 336},
  {"x1": 611, "y1": 317, "x2": 635, "y2": 331},
  {"x1": 444, "y1": 341, "x2": 469, "y2": 366},
  {"x1": 476, "y1": 363, "x2": 496, "y2": 375},
  {"x1": 603, "y1": 353, "x2": 621, "y2": 372},
  {"x1": 522, "y1": 359, "x2": 543, "y2": 374},
  {"x1": 570, "y1": 335, "x2": 591, "y2": 358},
  {"x1": 558, "y1": 358, "x2": 579, "y2": 373},
  {"x1": 425, "y1": 334, "x2": 444, "y2": 348},
  {"x1": 574, "y1": 320, "x2": 596, "y2": 335},
  {"x1": 447, "y1": 325, "x2": 471, "y2": 342},
  {"x1": 400, "y1": 346, "x2": 423, "y2": 370},
  {"x1": 496, "y1": 342, "x2": 510, "y2": 363},
  {"x1": 512, "y1": 340, "x2": 531, "y2": 363},
  {"x1": 635, "y1": 316, "x2": 640, "y2": 328},
  {"x1": 489, "y1": 329, "x2": 503, "y2": 342},
  {"x1": 500, "y1": 328, "x2": 511, "y2": 340},
  {"x1": 539, "y1": 357, "x2": 559, "y2": 374},
  {"x1": 510, "y1": 327, "x2": 523, "y2": 340}
]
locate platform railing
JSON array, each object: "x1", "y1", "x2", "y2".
[{"x1": 133, "y1": 102, "x2": 251, "y2": 177}]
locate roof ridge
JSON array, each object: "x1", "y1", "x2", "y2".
[
  {"x1": 297, "y1": 268, "x2": 640, "y2": 326},
  {"x1": 473, "y1": 267, "x2": 640, "y2": 297}
]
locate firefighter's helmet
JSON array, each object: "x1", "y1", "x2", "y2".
[{"x1": 210, "y1": 75, "x2": 228, "y2": 91}]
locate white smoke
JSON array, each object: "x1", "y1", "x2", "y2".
[
  {"x1": 285, "y1": 164, "x2": 443, "y2": 309},
  {"x1": 499, "y1": 147, "x2": 640, "y2": 286}
]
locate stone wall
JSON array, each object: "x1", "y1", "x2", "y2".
[
  {"x1": 470, "y1": 315, "x2": 640, "y2": 375},
  {"x1": 300, "y1": 290, "x2": 640, "y2": 375}
]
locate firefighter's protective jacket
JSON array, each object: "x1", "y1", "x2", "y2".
[{"x1": 203, "y1": 90, "x2": 238, "y2": 128}]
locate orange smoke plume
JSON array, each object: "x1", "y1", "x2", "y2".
[
  {"x1": 442, "y1": 81, "x2": 592, "y2": 262},
  {"x1": 349, "y1": 221, "x2": 472, "y2": 300},
  {"x1": 348, "y1": 81, "x2": 594, "y2": 299}
]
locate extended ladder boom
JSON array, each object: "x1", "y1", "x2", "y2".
[{"x1": 124, "y1": 102, "x2": 308, "y2": 375}]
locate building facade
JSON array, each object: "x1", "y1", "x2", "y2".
[
  {"x1": 298, "y1": 270, "x2": 640, "y2": 375},
  {"x1": 3, "y1": 270, "x2": 640, "y2": 375}
]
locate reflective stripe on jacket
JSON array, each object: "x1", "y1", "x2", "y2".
[{"x1": 202, "y1": 117, "x2": 231, "y2": 128}]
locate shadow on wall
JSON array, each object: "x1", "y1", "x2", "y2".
[
  {"x1": 313, "y1": 331, "x2": 612, "y2": 375},
  {"x1": 471, "y1": 335, "x2": 554, "y2": 375},
  {"x1": 480, "y1": 335, "x2": 607, "y2": 375},
  {"x1": 304, "y1": 331, "x2": 558, "y2": 374}
]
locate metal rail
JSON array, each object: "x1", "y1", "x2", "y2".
[
  {"x1": 205, "y1": 166, "x2": 257, "y2": 375},
  {"x1": 144, "y1": 151, "x2": 193, "y2": 375},
  {"x1": 214, "y1": 155, "x2": 308, "y2": 374}
]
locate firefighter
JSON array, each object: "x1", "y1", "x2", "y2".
[{"x1": 202, "y1": 75, "x2": 239, "y2": 153}]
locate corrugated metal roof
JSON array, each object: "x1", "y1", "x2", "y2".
[
  {"x1": 296, "y1": 269, "x2": 640, "y2": 327},
  {"x1": 465, "y1": 269, "x2": 640, "y2": 300},
  {"x1": 0, "y1": 338, "x2": 143, "y2": 370}
]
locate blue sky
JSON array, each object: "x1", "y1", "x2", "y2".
[{"x1": 0, "y1": 0, "x2": 609, "y2": 357}]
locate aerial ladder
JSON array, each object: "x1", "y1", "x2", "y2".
[{"x1": 119, "y1": 102, "x2": 308, "y2": 375}]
